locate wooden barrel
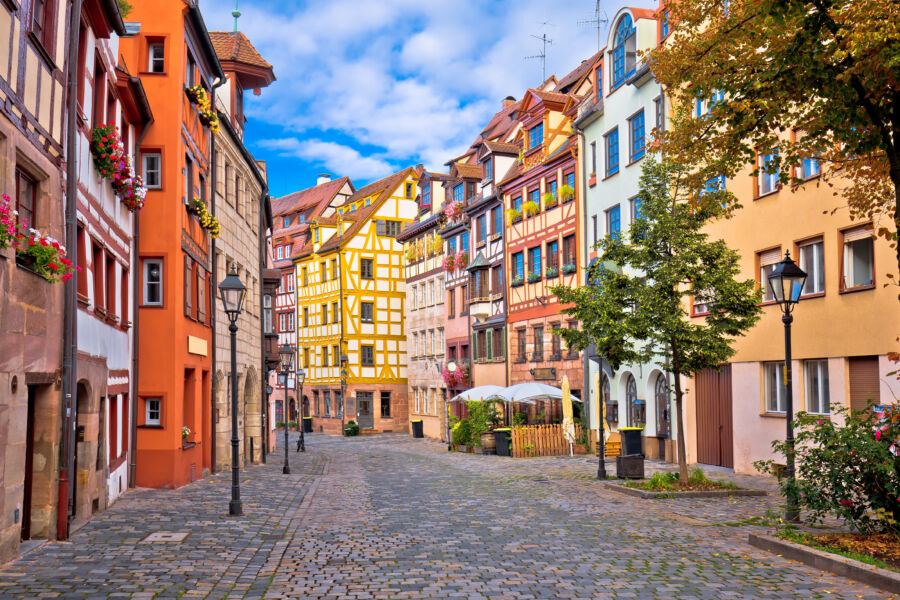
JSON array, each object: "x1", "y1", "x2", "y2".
[{"x1": 481, "y1": 431, "x2": 497, "y2": 454}]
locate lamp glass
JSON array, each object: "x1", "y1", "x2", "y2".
[
  {"x1": 447, "y1": 361, "x2": 457, "y2": 373},
  {"x1": 767, "y1": 252, "x2": 808, "y2": 306},
  {"x1": 297, "y1": 368, "x2": 306, "y2": 384},
  {"x1": 218, "y1": 266, "x2": 247, "y2": 317},
  {"x1": 278, "y1": 344, "x2": 295, "y2": 373}
]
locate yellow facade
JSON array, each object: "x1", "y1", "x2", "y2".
[{"x1": 295, "y1": 168, "x2": 419, "y2": 433}]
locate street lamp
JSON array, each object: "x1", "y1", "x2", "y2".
[
  {"x1": 278, "y1": 343, "x2": 295, "y2": 473},
  {"x1": 767, "y1": 250, "x2": 807, "y2": 523},
  {"x1": 296, "y1": 367, "x2": 306, "y2": 452},
  {"x1": 445, "y1": 361, "x2": 457, "y2": 451},
  {"x1": 340, "y1": 353, "x2": 348, "y2": 431},
  {"x1": 218, "y1": 265, "x2": 247, "y2": 517}
]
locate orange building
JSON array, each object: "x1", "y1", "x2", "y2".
[{"x1": 121, "y1": 3, "x2": 225, "y2": 488}]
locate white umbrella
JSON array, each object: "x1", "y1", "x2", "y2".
[
  {"x1": 489, "y1": 382, "x2": 582, "y2": 404},
  {"x1": 450, "y1": 385, "x2": 506, "y2": 403}
]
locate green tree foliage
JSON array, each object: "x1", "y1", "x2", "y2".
[
  {"x1": 652, "y1": 0, "x2": 900, "y2": 281},
  {"x1": 116, "y1": 0, "x2": 133, "y2": 18},
  {"x1": 552, "y1": 159, "x2": 761, "y2": 478}
]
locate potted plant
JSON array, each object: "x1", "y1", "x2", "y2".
[
  {"x1": 182, "y1": 425, "x2": 191, "y2": 440},
  {"x1": 543, "y1": 192, "x2": 558, "y2": 209},
  {"x1": 507, "y1": 208, "x2": 522, "y2": 224},
  {"x1": 559, "y1": 184, "x2": 575, "y2": 202},
  {"x1": 511, "y1": 275, "x2": 525, "y2": 287},
  {"x1": 344, "y1": 420, "x2": 360, "y2": 436},
  {"x1": 523, "y1": 200, "x2": 540, "y2": 217},
  {"x1": 527, "y1": 271, "x2": 542, "y2": 283},
  {"x1": 561, "y1": 263, "x2": 577, "y2": 275},
  {"x1": 455, "y1": 250, "x2": 469, "y2": 269},
  {"x1": 545, "y1": 266, "x2": 559, "y2": 279}
]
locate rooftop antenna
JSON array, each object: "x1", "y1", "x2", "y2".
[
  {"x1": 232, "y1": 0, "x2": 241, "y2": 32},
  {"x1": 578, "y1": 1, "x2": 609, "y2": 52},
  {"x1": 524, "y1": 24, "x2": 553, "y2": 82}
]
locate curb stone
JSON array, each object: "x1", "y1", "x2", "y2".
[{"x1": 605, "y1": 482, "x2": 767, "y2": 499}]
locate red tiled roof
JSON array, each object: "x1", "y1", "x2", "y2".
[
  {"x1": 554, "y1": 50, "x2": 603, "y2": 93},
  {"x1": 454, "y1": 162, "x2": 483, "y2": 180},
  {"x1": 209, "y1": 31, "x2": 272, "y2": 70},
  {"x1": 482, "y1": 140, "x2": 519, "y2": 155},
  {"x1": 529, "y1": 89, "x2": 571, "y2": 105},
  {"x1": 270, "y1": 176, "x2": 352, "y2": 219}
]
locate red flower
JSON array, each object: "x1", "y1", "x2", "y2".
[
  {"x1": 840, "y1": 499, "x2": 853, "y2": 507},
  {"x1": 47, "y1": 262, "x2": 58, "y2": 271}
]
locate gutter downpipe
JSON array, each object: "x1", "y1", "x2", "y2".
[
  {"x1": 573, "y1": 121, "x2": 593, "y2": 436},
  {"x1": 257, "y1": 185, "x2": 269, "y2": 463},
  {"x1": 129, "y1": 120, "x2": 152, "y2": 490},
  {"x1": 209, "y1": 76, "x2": 226, "y2": 473},
  {"x1": 59, "y1": 0, "x2": 84, "y2": 541}
]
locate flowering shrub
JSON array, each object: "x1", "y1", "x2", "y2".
[
  {"x1": 188, "y1": 197, "x2": 220, "y2": 238},
  {"x1": 0, "y1": 193, "x2": 20, "y2": 251},
  {"x1": 186, "y1": 86, "x2": 219, "y2": 134},
  {"x1": 90, "y1": 124, "x2": 147, "y2": 212},
  {"x1": 756, "y1": 404, "x2": 900, "y2": 534},
  {"x1": 455, "y1": 250, "x2": 468, "y2": 269},
  {"x1": 443, "y1": 201, "x2": 465, "y2": 221},
  {"x1": 442, "y1": 252, "x2": 456, "y2": 272},
  {"x1": 442, "y1": 362, "x2": 470, "y2": 388},
  {"x1": 1, "y1": 194, "x2": 77, "y2": 283}
]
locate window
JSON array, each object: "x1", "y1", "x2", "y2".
[
  {"x1": 605, "y1": 128, "x2": 619, "y2": 176},
  {"x1": 764, "y1": 362, "x2": 786, "y2": 412},
  {"x1": 484, "y1": 159, "x2": 492, "y2": 180},
  {"x1": 654, "y1": 96, "x2": 665, "y2": 131},
  {"x1": 142, "y1": 258, "x2": 162, "y2": 306},
  {"x1": 661, "y1": 10, "x2": 670, "y2": 38},
  {"x1": 284, "y1": 216, "x2": 292, "y2": 228},
  {"x1": 438, "y1": 328, "x2": 444, "y2": 353},
  {"x1": 529, "y1": 122, "x2": 543, "y2": 149},
  {"x1": 414, "y1": 388, "x2": 420, "y2": 413},
  {"x1": 383, "y1": 220, "x2": 403, "y2": 237},
  {"x1": 279, "y1": 313, "x2": 287, "y2": 332},
  {"x1": 333, "y1": 345, "x2": 340, "y2": 367},
  {"x1": 145, "y1": 397, "x2": 161, "y2": 426},
  {"x1": 513, "y1": 195, "x2": 523, "y2": 214},
  {"x1": 302, "y1": 267, "x2": 308, "y2": 286},
  {"x1": 473, "y1": 269, "x2": 488, "y2": 298},
  {"x1": 453, "y1": 184, "x2": 464, "y2": 204},
  {"x1": 322, "y1": 346, "x2": 329, "y2": 367},
  {"x1": 532, "y1": 327, "x2": 544, "y2": 361},
  {"x1": 517, "y1": 329, "x2": 527, "y2": 360},
  {"x1": 460, "y1": 231, "x2": 469, "y2": 252},
  {"x1": 548, "y1": 179, "x2": 558, "y2": 201},
  {"x1": 277, "y1": 246, "x2": 284, "y2": 260},
  {"x1": 14, "y1": 168, "x2": 36, "y2": 227},
  {"x1": 592, "y1": 215, "x2": 598, "y2": 246},
  {"x1": 491, "y1": 265, "x2": 502, "y2": 293},
  {"x1": 529, "y1": 188, "x2": 540, "y2": 209},
  {"x1": 758, "y1": 247, "x2": 782, "y2": 302},
  {"x1": 546, "y1": 240, "x2": 559, "y2": 270},
  {"x1": 492, "y1": 207, "x2": 503, "y2": 235},
  {"x1": 263, "y1": 295, "x2": 273, "y2": 333},
  {"x1": 323, "y1": 391, "x2": 331, "y2": 417},
  {"x1": 550, "y1": 323, "x2": 561, "y2": 358},
  {"x1": 528, "y1": 246, "x2": 542, "y2": 276},
  {"x1": 148, "y1": 42, "x2": 165, "y2": 73},
  {"x1": 380, "y1": 392, "x2": 391, "y2": 418},
  {"x1": 590, "y1": 141, "x2": 597, "y2": 174},
  {"x1": 800, "y1": 157, "x2": 820, "y2": 179},
  {"x1": 493, "y1": 328, "x2": 504, "y2": 359},
  {"x1": 412, "y1": 332, "x2": 419, "y2": 357},
  {"x1": 331, "y1": 258, "x2": 338, "y2": 280},
  {"x1": 798, "y1": 239, "x2": 825, "y2": 296},
  {"x1": 805, "y1": 360, "x2": 830, "y2": 414},
  {"x1": 606, "y1": 205, "x2": 621, "y2": 239},
  {"x1": 303, "y1": 307, "x2": 309, "y2": 327},
  {"x1": 142, "y1": 153, "x2": 162, "y2": 189},
  {"x1": 448, "y1": 287, "x2": 456, "y2": 316},
  {"x1": 361, "y1": 345, "x2": 375, "y2": 366},
  {"x1": 422, "y1": 185, "x2": 431, "y2": 208},
  {"x1": 630, "y1": 197, "x2": 642, "y2": 222},
  {"x1": 629, "y1": 110, "x2": 645, "y2": 162},
  {"x1": 321, "y1": 303, "x2": 328, "y2": 324},
  {"x1": 476, "y1": 215, "x2": 487, "y2": 243},
  {"x1": 185, "y1": 155, "x2": 194, "y2": 201},
  {"x1": 563, "y1": 234, "x2": 576, "y2": 266},
  {"x1": 361, "y1": 301, "x2": 374, "y2": 323},
  {"x1": 460, "y1": 285, "x2": 468, "y2": 311},
  {"x1": 360, "y1": 258, "x2": 374, "y2": 279},
  {"x1": 512, "y1": 252, "x2": 524, "y2": 281},
  {"x1": 320, "y1": 261, "x2": 326, "y2": 282},
  {"x1": 842, "y1": 226, "x2": 874, "y2": 289},
  {"x1": 332, "y1": 301, "x2": 339, "y2": 324},
  {"x1": 303, "y1": 347, "x2": 310, "y2": 368},
  {"x1": 405, "y1": 182, "x2": 413, "y2": 198},
  {"x1": 106, "y1": 253, "x2": 116, "y2": 318},
  {"x1": 30, "y1": 0, "x2": 53, "y2": 48},
  {"x1": 121, "y1": 268, "x2": 129, "y2": 324},
  {"x1": 758, "y1": 151, "x2": 779, "y2": 195},
  {"x1": 428, "y1": 280, "x2": 434, "y2": 305},
  {"x1": 611, "y1": 14, "x2": 635, "y2": 87}
]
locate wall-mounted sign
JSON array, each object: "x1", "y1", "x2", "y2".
[{"x1": 530, "y1": 368, "x2": 557, "y2": 381}]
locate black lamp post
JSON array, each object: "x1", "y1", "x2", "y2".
[
  {"x1": 340, "y1": 354, "x2": 349, "y2": 427},
  {"x1": 767, "y1": 250, "x2": 808, "y2": 523},
  {"x1": 218, "y1": 265, "x2": 247, "y2": 517},
  {"x1": 278, "y1": 344, "x2": 295, "y2": 473},
  {"x1": 265, "y1": 385, "x2": 273, "y2": 463},
  {"x1": 586, "y1": 258, "x2": 617, "y2": 481},
  {"x1": 445, "y1": 361, "x2": 457, "y2": 451},
  {"x1": 297, "y1": 367, "x2": 306, "y2": 452}
]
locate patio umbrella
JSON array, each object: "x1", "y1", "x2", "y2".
[
  {"x1": 488, "y1": 382, "x2": 582, "y2": 404},
  {"x1": 450, "y1": 385, "x2": 507, "y2": 403},
  {"x1": 561, "y1": 375, "x2": 576, "y2": 456}
]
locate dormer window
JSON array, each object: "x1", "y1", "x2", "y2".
[
  {"x1": 611, "y1": 14, "x2": 636, "y2": 88},
  {"x1": 284, "y1": 216, "x2": 291, "y2": 227},
  {"x1": 299, "y1": 214, "x2": 305, "y2": 223},
  {"x1": 422, "y1": 185, "x2": 431, "y2": 208},
  {"x1": 528, "y1": 123, "x2": 543, "y2": 149},
  {"x1": 453, "y1": 184, "x2": 464, "y2": 204},
  {"x1": 315, "y1": 228, "x2": 320, "y2": 242},
  {"x1": 483, "y1": 159, "x2": 492, "y2": 180}
]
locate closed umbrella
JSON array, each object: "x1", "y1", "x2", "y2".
[{"x1": 561, "y1": 375, "x2": 575, "y2": 456}]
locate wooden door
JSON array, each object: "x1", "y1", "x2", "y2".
[
  {"x1": 849, "y1": 356, "x2": 880, "y2": 412},
  {"x1": 357, "y1": 393, "x2": 374, "y2": 429},
  {"x1": 695, "y1": 365, "x2": 733, "y2": 468}
]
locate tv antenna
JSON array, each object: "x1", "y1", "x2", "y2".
[
  {"x1": 525, "y1": 25, "x2": 553, "y2": 82},
  {"x1": 578, "y1": 1, "x2": 609, "y2": 52}
]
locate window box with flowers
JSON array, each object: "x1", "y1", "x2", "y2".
[
  {"x1": 511, "y1": 276, "x2": 525, "y2": 287},
  {"x1": 90, "y1": 123, "x2": 147, "y2": 212},
  {"x1": 442, "y1": 362, "x2": 470, "y2": 388},
  {"x1": 186, "y1": 85, "x2": 220, "y2": 134},
  {"x1": 455, "y1": 250, "x2": 469, "y2": 269},
  {"x1": 543, "y1": 192, "x2": 558, "y2": 210},
  {"x1": 181, "y1": 426, "x2": 195, "y2": 449},
  {"x1": 545, "y1": 266, "x2": 559, "y2": 279},
  {"x1": 442, "y1": 253, "x2": 456, "y2": 272},
  {"x1": 443, "y1": 201, "x2": 466, "y2": 223},
  {"x1": 2, "y1": 194, "x2": 77, "y2": 283},
  {"x1": 527, "y1": 272, "x2": 542, "y2": 284},
  {"x1": 560, "y1": 184, "x2": 575, "y2": 203},
  {"x1": 187, "y1": 197, "x2": 220, "y2": 238},
  {"x1": 562, "y1": 263, "x2": 577, "y2": 275},
  {"x1": 523, "y1": 200, "x2": 541, "y2": 218},
  {"x1": 507, "y1": 208, "x2": 522, "y2": 224}
]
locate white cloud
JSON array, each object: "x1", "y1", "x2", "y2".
[
  {"x1": 204, "y1": 0, "x2": 628, "y2": 180},
  {"x1": 258, "y1": 138, "x2": 397, "y2": 180}
]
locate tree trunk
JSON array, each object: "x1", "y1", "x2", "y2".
[{"x1": 672, "y1": 346, "x2": 689, "y2": 481}]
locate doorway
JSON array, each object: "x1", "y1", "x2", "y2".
[
  {"x1": 695, "y1": 365, "x2": 733, "y2": 468},
  {"x1": 21, "y1": 386, "x2": 37, "y2": 540},
  {"x1": 357, "y1": 391, "x2": 374, "y2": 429}
]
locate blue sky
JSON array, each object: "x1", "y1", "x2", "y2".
[{"x1": 201, "y1": 0, "x2": 643, "y2": 198}]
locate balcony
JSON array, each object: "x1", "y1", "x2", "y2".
[{"x1": 468, "y1": 296, "x2": 491, "y2": 319}]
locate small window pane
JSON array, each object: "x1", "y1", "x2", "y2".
[{"x1": 145, "y1": 397, "x2": 161, "y2": 425}]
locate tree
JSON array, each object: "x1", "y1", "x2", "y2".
[
  {"x1": 652, "y1": 0, "x2": 900, "y2": 283},
  {"x1": 554, "y1": 159, "x2": 761, "y2": 478}
]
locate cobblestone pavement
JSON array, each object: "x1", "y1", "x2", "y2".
[{"x1": 0, "y1": 433, "x2": 894, "y2": 599}]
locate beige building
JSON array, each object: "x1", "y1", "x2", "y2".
[{"x1": 209, "y1": 31, "x2": 274, "y2": 468}]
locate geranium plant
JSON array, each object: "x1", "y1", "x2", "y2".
[
  {"x1": 90, "y1": 124, "x2": 147, "y2": 212},
  {"x1": 0, "y1": 193, "x2": 21, "y2": 251},
  {"x1": 19, "y1": 228, "x2": 77, "y2": 283},
  {"x1": 442, "y1": 252, "x2": 456, "y2": 272},
  {"x1": 455, "y1": 250, "x2": 468, "y2": 269},
  {"x1": 443, "y1": 201, "x2": 466, "y2": 221}
]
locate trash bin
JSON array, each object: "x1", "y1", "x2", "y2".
[
  {"x1": 494, "y1": 428, "x2": 512, "y2": 457},
  {"x1": 619, "y1": 427, "x2": 644, "y2": 456},
  {"x1": 302, "y1": 417, "x2": 313, "y2": 433},
  {"x1": 411, "y1": 419, "x2": 424, "y2": 438}
]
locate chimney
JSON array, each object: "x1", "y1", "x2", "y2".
[
  {"x1": 317, "y1": 173, "x2": 331, "y2": 185},
  {"x1": 502, "y1": 95, "x2": 516, "y2": 108}
]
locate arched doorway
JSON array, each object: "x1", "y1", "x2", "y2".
[
  {"x1": 655, "y1": 374, "x2": 670, "y2": 437},
  {"x1": 302, "y1": 395, "x2": 309, "y2": 419},
  {"x1": 243, "y1": 368, "x2": 260, "y2": 464},
  {"x1": 288, "y1": 398, "x2": 296, "y2": 423}
]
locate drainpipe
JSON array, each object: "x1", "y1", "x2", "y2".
[
  {"x1": 257, "y1": 186, "x2": 268, "y2": 463},
  {"x1": 129, "y1": 121, "x2": 152, "y2": 490},
  {"x1": 59, "y1": 0, "x2": 84, "y2": 541},
  {"x1": 573, "y1": 123, "x2": 593, "y2": 433},
  {"x1": 209, "y1": 77, "x2": 226, "y2": 473}
]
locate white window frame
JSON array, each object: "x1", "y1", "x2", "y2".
[
  {"x1": 758, "y1": 247, "x2": 782, "y2": 302},
  {"x1": 148, "y1": 43, "x2": 165, "y2": 73},
  {"x1": 798, "y1": 239, "x2": 824, "y2": 296},
  {"x1": 142, "y1": 258, "x2": 163, "y2": 306},
  {"x1": 758, "y1": 152, "x2": 779, "y2": 195},
  {"x1": 764, "y1": 362, "x2": 786, "y2": 413},
  {"x1": 145, "y1": 397, "x2": 161, "y2": 425},
  {"x1": 276, "y1": 246, "x2": 283, "y2": 260},
  {"x1": 842, "y1": 227, "x2": 875, "y2": 289},
  {"x1": 804, "y1": 359, "x2": 830, "y2": 414},
  {"x1": 142, "y1": 153, "x2": 162, "y2": 189}
]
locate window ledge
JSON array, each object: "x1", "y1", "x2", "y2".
[
  {"x1": 755, "y1": 188, "x2": 781, "y2": 200},
  {"x1": 602, "y1": 170, "x2": 619, "y2": 181},
  {"x1": 839, "y1": 284, "x2": 875, "y2": 295},
  {"x1": 759, "y1": 412, "x2": 786, "y2": 419},
  {"x1": 799, "y1": 292, "x2": 825, "y2": 300},
  {"x1": 626, "y1": 154, "x2": 645, "y2": 168},
  {"x1": 137, "y1": 424, "x2": 164, "y2": 429},
  {"x1": 690, "y1": 311, "x2": 711, "y2": 318}
]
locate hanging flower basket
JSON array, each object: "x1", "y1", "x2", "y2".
[
  {"x1": 188, "y1": 197, "x2": 220, "y2": 238},
  {"x1": 90, "y1": 124, "x2": 147, "y2": 212},
  {"x1": 185, "y1": 85, "x2": 205, "y2": 105},
  {"x1": 455, "y1": 250, "x2": 469, "y2": 269}
]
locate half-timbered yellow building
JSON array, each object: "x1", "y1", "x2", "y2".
[{"x1": 294, "y1": 167, "x2": 419, "y2": 434}]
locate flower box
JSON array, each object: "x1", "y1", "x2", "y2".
[
  {"x1": 511, "y1": 276, "x2": 524, "y2": 288},
  {"x1": 561, "y1": 263, "x2": 577, "y2": 275},
  {"x1": 545, "y1": 267, "x2": 559, "y2": 279},
  {"x1": 523, "y1": 200, "x2": 540, "y2": 218},
  {"x1": 527, "y1": 272, "x2": 542, "y2": 283},
  {"x1": 507, "y1": 208, "x2": 522, "y2": 225}
]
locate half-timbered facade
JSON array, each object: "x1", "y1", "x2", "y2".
[
  {"x1": 296, "y1": 168, "x2": 417, "y2": 434},
  {"x1": 399, "y1": 169, "x2": 448, "y2": 440},
  {"x1": 122, "y1": 2, "x2": 224, "y2": 489},
  {"x1": 268, "y1": 175, "x2": 352, "y2": 425},
  {"x1": 500, "y1": 58, "x2": 600, "y2": 414}
]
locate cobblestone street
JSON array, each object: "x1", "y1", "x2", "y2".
[{"x1": 0, "y1": 434, "x2": 893, "y2": 599}]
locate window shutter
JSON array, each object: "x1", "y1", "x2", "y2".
[
  {"x1": 472, "y1": 332, "x2": 478, "y2": 360},
  {"x1": 197, "y1": 269, "x2": 207, "y2": 324},
  {"x1": 376, "y1": 220, "x2": 386, "y2": 236},
  {"x1": 849, "y1": 357, "x2": 880, "y2": 411},
  {"x1": 183, "y1": 256, "x2": 193, "y2": 317},
  {"x1": 759, "y1": 247, "x2": 782, "y2": 267},
  {"x1": 843, "y1": 225, "x2": 872, "y2": 243},
  {"x1": 486, "y1": 329, "x2": 493, "y2": 360}
]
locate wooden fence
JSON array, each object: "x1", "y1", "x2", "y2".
[{"x1": 509, "y1": 425, "x2": 622, "y2": 458}]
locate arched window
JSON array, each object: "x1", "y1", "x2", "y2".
[
  {"x1": 655, "y1": 374, "x2": 670, "y2": 437},
  {"x1": 625, "y1": 374, "x2": 638, "y2": 425},
  {"x1": 602, "y1": 373, "x2": 617, "y2": 425},
  {"x1": 612, "y1": 14, "x2": 635, "y2": 88}
]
